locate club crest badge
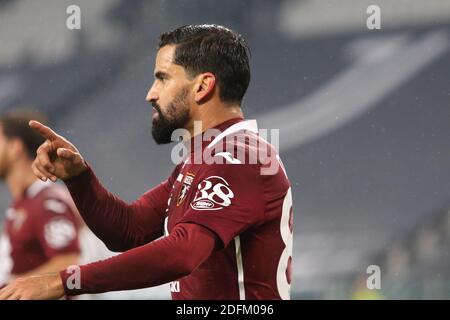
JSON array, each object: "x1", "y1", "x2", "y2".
[{"x1": 177, "y1": 172, "x2": 195, "y2": 206}]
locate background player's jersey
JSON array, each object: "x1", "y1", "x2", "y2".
[
  {"x1": 166, "y1": 118, "x2": 293, "y2": 300},
  {"x1": 1, "y1": 180, "x2": 80, "y2": 277}
]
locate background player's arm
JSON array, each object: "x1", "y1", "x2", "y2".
[
  {"x1": 29, "y1": 120, "x2": 168, "y2": 252},
  {"x1": 14, "y1": 253, "x2": 79, "y2": 279},
  {"x1": 15, "y1": 197, "x2": 81, "y2": 278}
]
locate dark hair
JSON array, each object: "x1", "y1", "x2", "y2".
[
  {"x1": 0, "y1": 110, "x2": 48, "y2": 159},
  {"x1": 158, "y1": 24, "x2": 251, "y2": 104}
]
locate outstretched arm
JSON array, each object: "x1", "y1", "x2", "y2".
[
  {"x1": 29, "y1": 120, "x2": 170, "y2": 251},
  {"x1": 0, "y1": 223, "x2": 217, "y2": 299},
  {"x1": 65, "y1": 165, "x2": 171, "y2": 251}
]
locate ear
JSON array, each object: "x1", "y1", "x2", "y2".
[{"x1": 193, "y1": 72, "x2": 216, "y2": 103}]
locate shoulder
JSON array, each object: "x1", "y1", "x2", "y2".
[
  {"x1": 204, "y1": 128, "x2": 287, "y2": 182},
  {"x1": 22, "y1": 185, "x2": 80, "y2": 244},
  {"x1": 30, "y1": 184, "x2": 78, "y2": 219}
]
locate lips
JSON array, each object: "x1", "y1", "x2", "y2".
[{"x1": 152, "y1": 107, "x2": 160, "y2": 121}]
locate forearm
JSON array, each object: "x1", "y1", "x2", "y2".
[
  {"x1": 60, "y1": 223, "x2": 217, "y2": 296},
  {"x1": 65, "y1": 165, "x2": 165, "y2": 251},
  {"x1": 17, "y1": 253, "x2": 79, "y2": 278}
]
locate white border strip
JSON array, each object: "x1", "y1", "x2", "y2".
[{"x1": 234, "y1": 236, "x2": 246, "y2": 300}]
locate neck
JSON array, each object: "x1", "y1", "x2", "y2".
[
  {"x1": 5, "y1": 159, "x2": 38, "y2": 201},
  {"x1": 186, "y1": 102, "x2": 244, "y2": 138}
]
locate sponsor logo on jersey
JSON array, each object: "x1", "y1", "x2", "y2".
[
  {"x1": 191, "y1": 176, "x2": 234, "y2": 211},
  {"x1": 213, "y1": 152, "x2": 242, "y2": 164},
  {"x1": 192, "y1": 200, "x2": 214, "y2": 209},
  {"x1": 176, "y1": 172, "x2": 195, "y2": 206}
]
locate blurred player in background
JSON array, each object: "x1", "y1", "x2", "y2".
[
  {"x1": 0, "y1": 111, "x2": 80, "y2": 288},
  {"x1": 0, "y1": 110, "x2": 169, "y2": 299},
  {"x1": 0, "y1": 25, "x2": 293, "y2": 300}
]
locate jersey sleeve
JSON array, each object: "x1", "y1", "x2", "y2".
[
  {"x1": 60, "y1": 223, "x2": 217, "y2": 296},
  {"x1": 64, "y1": 163, "x2": 181, "y2": 251},
  {"x1": 32, "y1": 197, "x2": 80, "y2": 259},
  {"x1": 178, "y1": 163, "x2": 266, "y2": 248}
]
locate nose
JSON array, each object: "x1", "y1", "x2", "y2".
[{"x1": 146, "y1": 82, "x2": 158, "y2": 103}]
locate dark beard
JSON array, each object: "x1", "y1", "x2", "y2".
[{"x1": 151, "y1": 89, "x2": 190, "y2": 144}]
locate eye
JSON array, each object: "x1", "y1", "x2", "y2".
[{"x1": 155, "y1": 72, "x2": 168, "y2": 83}]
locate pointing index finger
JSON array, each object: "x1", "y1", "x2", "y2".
[{"x1": 29, "y1": 120, "x2": 58, "y2": 141}]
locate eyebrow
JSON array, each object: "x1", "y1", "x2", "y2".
[{"x1": 154, "y1": 71, "x2": 169, "y2": 80}]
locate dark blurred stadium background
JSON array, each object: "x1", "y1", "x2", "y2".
[{"x1": 0, "y1": 0, "x2": 449, "y2": 299}]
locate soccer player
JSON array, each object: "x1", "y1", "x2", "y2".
[
  {"x1": 0, "y1": 25, "x2": 293, "y2": 300},
  {"x1": 0, "y1": 111, "x2": 80, "y2": 289}
]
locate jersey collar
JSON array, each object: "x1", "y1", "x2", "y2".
[{"x1": 206, "y1": 119, "x2": 258, "y2": 149}]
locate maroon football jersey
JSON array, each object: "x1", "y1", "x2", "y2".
[
  {"x1": 2, "y1": 180, "x2": 80, "y2": 277},
  {"x1": 165, "y1": 118, "x2": 293, "y2": 300}
]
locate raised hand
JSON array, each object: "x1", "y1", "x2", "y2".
[{"x1": 29, "y1": 120, "x2": 87, "y2": 181}]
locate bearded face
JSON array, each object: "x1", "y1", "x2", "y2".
[{"x1": 151, "y1": 87, "x2": 190, "y2": 144}]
